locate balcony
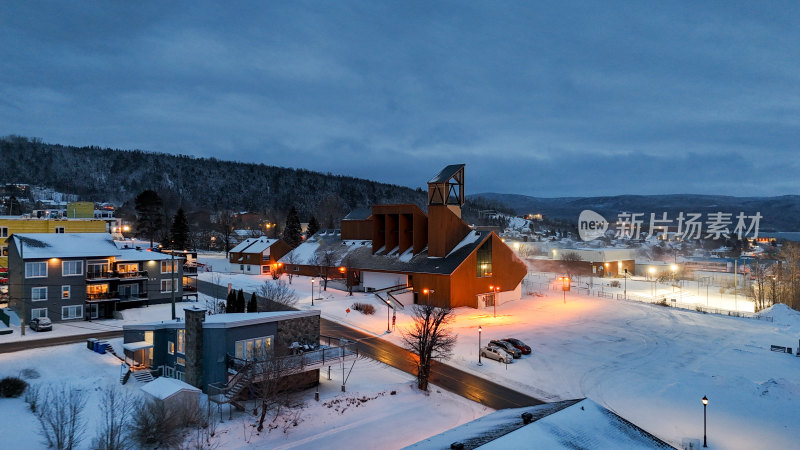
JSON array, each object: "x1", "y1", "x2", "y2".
[
  {"x1": 119, "y1": 292, "x2": 148, "y2": 302},
  {"x1": 86, "y1": 270, "x2": 118, "y2": 281},
  {"x1": 115, "y1": 270, "x2": 149, "y2": 280},
  {"x1": 87, "y1": 291, "x2": 119, "y2": 301},
  {"x1": 183, "y1": 264, "x2": 198, "y2": 275}
]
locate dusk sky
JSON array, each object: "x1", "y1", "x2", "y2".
[{"x1": 2, "y1": 2, "x2": 799, "y2": 197}]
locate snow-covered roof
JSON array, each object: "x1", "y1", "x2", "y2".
[
  {"x1": 203, "y1": 310, "x2": 319, "y2": 328},
  {"x1": 229, "y1": 237, "x2": 279, "y2": 254},
  {"x1": 116, "y1": 248, "x2": 175, "y2": 262},
  {"x1": 407, "y1": 398, "x2": 672, "y2": 449},
  {"x1": 123, "y1": 341, "x2": 154, "y2": 351},
  {"x1": 12, "y1": 233, "x2": 119, "y2": 259},
  {"x1": 141, "y1": 377, "x2": 200, "y2": 400}
]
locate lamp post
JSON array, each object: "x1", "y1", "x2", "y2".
[
  {"x1": 478, "y1": 326, "x2": 483, "y2": 366},
  {"x1": 310, "y1": 278, "x2": 315, "y2": 306},
  {"x1": 702, "y1": 395, "x2": 708, "y2": 447},
  {"x1": 649, "y1": 267, "x2": 656, "y2": 297},
  {"x1": 384, "y1": 299, "x2": 391, "y2": 333},
  {"x1": 423, "y1": 288, "x2": 435, "y2": 305},
  {"x1": 623, "y1": 268, "x2": 628, "y2": 300},
  {"x1": 489, "y1": 285, "x2": 500, "y2": 318},
  {"x1": 670, "y1": 264, "x2": 678, "y2": 293}
]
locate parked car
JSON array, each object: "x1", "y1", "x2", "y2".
[
  {"x1": 481, "y1": 345, "x2": 513, "y2": 364},
  {"x1": 490, "y1": 340, "x2": 521, "y2": 358},
  {"x1": 502, "y1": 338, "x2": 532, "y2": 355},
  {"x1": 30, "y1": 317, "x2": 52, "y2": 332}
]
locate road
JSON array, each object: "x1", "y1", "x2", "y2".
[
  {"x1": 322, "y1": 318, "x2": 545, "y2": 410},
  {"x1": 0, "y1": 330, "x2": 123, "y2": 354}
]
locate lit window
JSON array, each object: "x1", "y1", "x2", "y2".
[
  {"x1": 234, "y1": 336, "x2": 273, "y2": 360},
  {"x1": 161, "y1": 279, "x2": 179, "y2": 293},
  {"x1": 176, "y1": 357, "x2": 185, "y2": 366},
  {"x1": 476, "y1": 239, "x2": 493, "y2": 277},
  {"x1": 161, "y1": 261, "x2": 178, "y2": 273},
  {"x1": 62, "y1": 285, "x2": 70, "y2": 299},
  {"x1": 168, "y1": 341, "x2": 175, "y2": 355},
  {"x1": 177, "y1": 329, "x2": 185, "y2": 354}
]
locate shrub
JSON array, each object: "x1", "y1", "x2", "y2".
[
  {"x1": 24, "y1": 383, "x2": 40, "y2": 412},
  {"x1": 0, "y1": 376, "x2": 28, "y2": 398},
  {"x1": 352, "y1": 302, "x2": 375, "y2": 315},
  {"x1": 609, "y1": 280, "x2": 621, "y2": 288}
]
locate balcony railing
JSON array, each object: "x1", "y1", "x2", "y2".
[
  {"x1": 115, "y1": 270, "x2": 149, "y2": 279},
  {"x1": 183, "y1": 264, "x2": 198, "y2": 275},
  {"x1": 87, "y1": 292, "x2": 119, "y2": 301},
  {"x1": 86, "y1": 270, "x2": 117, "y2": 280},
  {"x1": 119, "y1": 292, "x2": 148, "y2": 301}
]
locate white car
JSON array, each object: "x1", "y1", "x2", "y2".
[{"x1": 481, "y1": 345, "x2": 513, "y2": 364}]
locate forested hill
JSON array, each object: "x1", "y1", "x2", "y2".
[{"x1": 0, "y1": 136, "x2": 426, "y2": 221}]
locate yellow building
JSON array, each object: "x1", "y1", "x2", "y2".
[
  {"x1": 0, "y1": 217, "x2": 109, "y2": 267},
  {"x1": 66, "y1": 201, "x2": 95, "y2": 219}
]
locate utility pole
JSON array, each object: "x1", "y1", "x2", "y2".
[
  {"x1": 171, "y1": 251, "x2": 176, "y2": 320},
  {"x1": 20, "y1": 237, "x2": 25, "y2": 336}
]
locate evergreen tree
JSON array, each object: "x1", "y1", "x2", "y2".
[
  {"x1": 306, "y1": 215, "x2": 320, "y2": 238},
  {"x1": 134, "y1": 190, "x2": 164, "y2": 248},
  {"x1": 226, "y1": 291, "x2": 235, "y2": 313},
  {"x1": 170, "y1": 208, "x2": 191, "y2": 250},
  {"x1": 283, "y1": 206, "x2": 302, "y2": 247},
  {"x1": 247, "y1": 292, "x2": 258, "y2": 313},
  {"x1": 236, "y1": 289, "x2": 246, "y2": 313}
]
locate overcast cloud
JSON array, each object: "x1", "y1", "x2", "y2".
[{"x1": 1, "y1": 1, "x2": 799, "y2": 196}]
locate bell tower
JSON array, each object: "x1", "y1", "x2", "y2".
[
  {"x1": 427, "y1": 164, "x2": 465, "y2": 218},
  {"x1": 427, "y1": 164, "x2": 470, "y2": 257}
]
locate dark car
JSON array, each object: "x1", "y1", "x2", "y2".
[
  {"x1": 30, "y1": 317, "x2": 52, "y2": 332},
  {"x1": 489, "y1": 340, "x2": 521, "y2": 358},
  {"x1": 502, "y1": 338, "x2": 532, "y2": 355}
]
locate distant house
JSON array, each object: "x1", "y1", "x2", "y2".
[
  {"x1": 228, "y1": 237, "x2": 292, "y2": 275},
  {"x1": 279, "y1": 165, "x2": 528, "y2": 309},
  {"x1": 7, "y1": 233, "x2": 184, "y2": 324}
]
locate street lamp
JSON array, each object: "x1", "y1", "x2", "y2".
[
  {"x1": 702, "y1": 395, "x2": 708, "y2": 448},
  {"x1": 623, "y1": 268, "x2": 628, "y2": 300},
  {"x1": 489, "y1": 285, "x2": 500, "y2": 318},
  {"x1": 310, "y1": 278, "x2": 315, "y2": 306},
  {"x1": 384, "y1": 299, "x2": 391, "y2": 333},
  {"x1": 423, "y1": 288, "x2": 435, "y2": 305},
  {"x1": 478, "y1": 326, "x2": 483, "y2": 366},
  {"x1": 670, "y1": 264, "x2": 678, "y2": 293},
  {"x1": 648, "y1": 267, "x2": 656, "y2": 297}
]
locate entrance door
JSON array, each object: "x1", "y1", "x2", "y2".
[{"x1": 87, "y1": 303, "x2": 99, "y2": 319}]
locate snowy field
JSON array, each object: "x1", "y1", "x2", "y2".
[
  {"x1": 0, "y1": 340, "x2": 490, "y2": 449},
  {"x1": 197, "y1": 252, "x2": 800, "y2": 449}
]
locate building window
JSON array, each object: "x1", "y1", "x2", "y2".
[
  {"x1": 161, "y1": 260, "x2": 178, "y2": 273},
  {"x1": 176, "y1": 357, "x2": 185, "y2": 366},
  {"x1": 117, "y1": 263, "x2": 139, "y2": 274},
  {"x1": 55, "y1": 227, "x2": 65, "y2": 233},
  {"x1": 476, "y1": 239, "x2": 492, "y2": 278},
  {"x1": 163, "y1": 366, "x2": 175, "y2": 378},
  {"x1": 31, "y1": 308, "x2": 47, "y2": 319},
  {"x1": 234, "y1": 336, "x2": 273, "y2": 361},
  {"x1": 240, "y1": 265, "x2": 244, "y2": 271},
  {"x1": 168, "y1": 341, "x2": 175, "y2": 355},
  {"x1": 0, "y1": 227, "x2": 7, "y2": 238},
  {"x1": 62, "y1": 260, "x2": 83, "y2": 276},
  {"x1": 31, "y1": 287, "x2": 47, "y2": 301},
  {"x1": 61, "y1": 305, "x2": 83, "y2": 320},
  {"x1": 87, "y1": 284, "x2": 109, "y2": 300},
  {"x1": 0, "y1": 246, "x2": 7, "y2": 256},
  {"x1": 161, "y1": 279, "x2": 179, "y2": 293},
  {"x1": 87, "y1": 260, "x2": 109, "y2": 279},
  {"x1": 62, "y1": 285, "x2": 71, "y2": 299},
  {"x1": 293, "y1": 266, "x2": 299, "y2": 272},
  {"x1": 25, "y1": 262, "x2": 47, "y2": 278},
  {"x1": 177, "y1": 329, "x2": 185, "y2": 354}
]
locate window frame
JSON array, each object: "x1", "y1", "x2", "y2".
[
  {"x1": 31, "y1": 308, "x2": 47, "y2": 319},
  {"x1": 61, "y1": 305, "x2": 83, "y2": 320},
  {"x1": 25, "y1": 262, "x2": 47, "y2": 279},
  {"x1": 31, "y1": 287, "x2": 48, "y2": 302},
  {"x1": 61, "y1": 285, "x2": 71, "y2": 299},
  {"x1": 62, "y1": 260, "x2": 83, "y2": 277}
]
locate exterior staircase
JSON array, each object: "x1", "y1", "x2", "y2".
[
  {"x1": 374, "y1": 285, "x2": 411, "y2": 310},
  {"x1": 132, "y1": 370, "x2": 155, "y2": 384}
]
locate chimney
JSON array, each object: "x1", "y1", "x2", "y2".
[{"x1": 183, "y1": 307, "x2": 205, "y2": 389}]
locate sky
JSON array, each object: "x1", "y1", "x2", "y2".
[{"x1": 1, "y1": 1, "x2": 799, "y2": 197}]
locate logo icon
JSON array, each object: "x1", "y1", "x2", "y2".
[{"x1": 578, "y1": 210, "x2": 608, "y2": 241}]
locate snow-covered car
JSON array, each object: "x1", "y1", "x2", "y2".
[
  {"x1": 502, "y1": 338, "x2": 532, "y2": 355},
  {"x1": 30, "y1": 317, "x2": 52, "y2": 332},
  {"x1": 481, "y1": 345, "x2": 512, "y2": 363},
  {"x1": 489, "y1": 340, "x2": 521, "y2": 358}
]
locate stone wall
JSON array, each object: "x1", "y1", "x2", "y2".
[
  {"x1": 274, "y1": 314, "x2": 320, "y2": 357},
  {"x1": 184, "y1": 307, "x2": 205, "y2": 389}
]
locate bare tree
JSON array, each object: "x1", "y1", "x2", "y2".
[
  {"x1": 217, "y1": 210, "x2": 236, "y2": 257},
  {"x1": 252, "y1": 357, "x2": 303, "y2": 432},
  {"x1": 781, "y1": 243, "x2": 800, "y2": 310},
  {"x1": 749, "y1": 261, "x2": 768, "y2": 311},
  {"x1": 560, "y1": 251, "x2": 583, "y2": 262},
  {"x1": 342, "y1": 253, "x2": 357, "y2": 296},
  {"x1": 313, "y1": 249, "x2": 337, "y2": 291},
  {"x1": 282, "y1": 251, "x2": 299, "y2": 284},
  {"x1": 35, "y1": 383, "x2": 87, "y2": 450},
  {"x1": 257, "y1": 280, "x2": 299, "y2": 311},
  {"x1": 93, "y1": 384, "x2": 136, "y2": 450},
  {"x1": 401, "y1": 304, "x2": 457, "y2": 391}
]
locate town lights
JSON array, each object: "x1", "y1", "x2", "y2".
[{"x1": 557, "y1": 276, "x2": 570, "y2": 303}]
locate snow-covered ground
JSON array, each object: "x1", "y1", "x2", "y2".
[
  {"x1": 0, "y1": 340, "x2": 490, "y2": 449},
  {"x1": 196, "y1": 252, "x2": 800, "y2": 449}
]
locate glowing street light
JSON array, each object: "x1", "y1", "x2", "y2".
[
  {"x1": 423, "y1": 288, "x2": 435, "y2": 304},
  {"x1": 557, "y1": 276, "x2": 570, "y2": 303},
  {"x1": 488, "y1": 285, "x2": 500, "y2": 318},
  {"x1": 310, "y1": 278, "x2": 316, "y2": 306},
  {"x1": 384, "y1": 298, "x2": 391, "y2": 333}
]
